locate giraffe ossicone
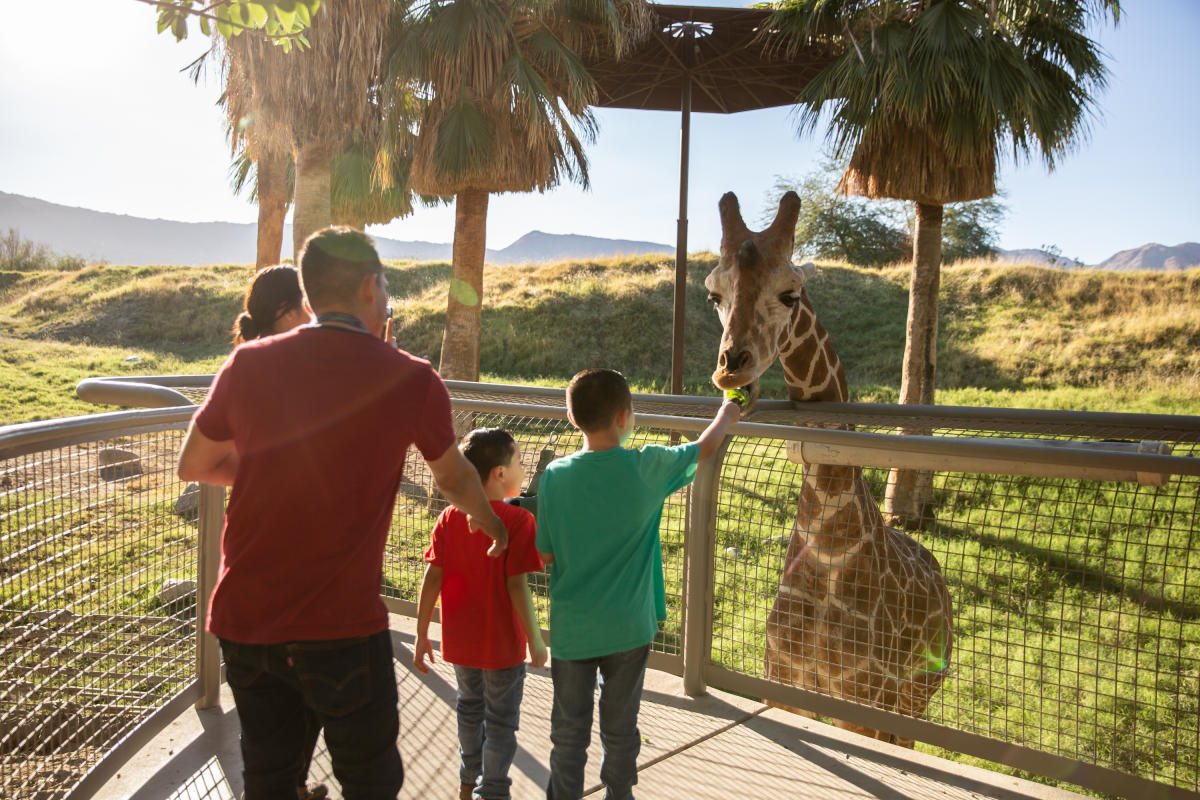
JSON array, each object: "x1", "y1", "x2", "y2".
[{"x1": 707, "y1": 190, "x2": 954, "y2": 748}]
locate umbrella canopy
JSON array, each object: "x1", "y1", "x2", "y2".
[
  {"x1": 580, "y1": 4, "x2": 833, "y2": 393},
  {"x1": 585, "y1": 4, "x2": 832, "y2": 114}
]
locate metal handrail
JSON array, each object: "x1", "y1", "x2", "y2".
[
  {"x1": 453, "y1": 399, "x2": 1200, "y2": 478},
  {"x1": 75, "y1": 376, "x2": 207, "y2": 409},
  {"x1": 0, "y1": 407, "x2": 195, "y2": 459},
  {"x1": 77, "y1": 375, "x2": 1200, "y2": 438}
]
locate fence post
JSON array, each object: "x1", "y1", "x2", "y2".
[
  {"x1": 195, "y1": 483, "x2": 225, "y2": 710},
  {"x1": 682, "y1": 440, "x2": 730, "y2": 697}
]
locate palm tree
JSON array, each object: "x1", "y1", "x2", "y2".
[
  {"x1": 769, "y1": 0, "x2": 1120, "y2": 526},
  {"x1": 222, "y1": 29, "x2": 424, "y2": 267},
  {"x1": 219, "y1": 37, "x2": 293, "y2": 268},
  {"x1": 225, "y1": 0, "x2": 393, "y2": 258},
  {"x1": 229, "y1": 132, "x2": 421, "y2": 259},
  {"x1": 381, "y1": 0, "x2": 648, "y2": 380}
]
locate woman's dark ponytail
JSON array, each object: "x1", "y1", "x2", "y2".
[
  {"x1": 233, "y1": 311, "x2": 260, "y2": 346},
  {"x1": 232, "y1": 265, "x2": 303, "y2": 346}
]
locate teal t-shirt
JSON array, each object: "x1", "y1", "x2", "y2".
[{"x1": 535, "y1": 442, "x2": 700, "y2": 660}]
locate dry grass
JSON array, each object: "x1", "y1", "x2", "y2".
[{"x1": 1, "y1": 255, "x2": 1198, "y2": 424}]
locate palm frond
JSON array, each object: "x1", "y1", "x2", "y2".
[
  {"x1": 776, "y1": 0, "x2": 1118, "y2": 203},
  {"x1": 385, "y1": 0, "x2": 640, "y2": 196}
]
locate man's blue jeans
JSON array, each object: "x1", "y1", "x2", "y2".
[
  {"x1": 546, "y1": 644, "x2": 650, "y2": 800},
  {"x1": 454, "y1": 662, "x2": 526, "y2": 800},
  {"x1": 220, "y1": 630, "x2": 405, "y2": 800}
]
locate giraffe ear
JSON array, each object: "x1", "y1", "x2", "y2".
[
  {"x1": 792, "y1": 261, "x2": 817, "y2": 283},
  {"x1": 718, "y1": 192, "x2": 750, "y2": 255}
]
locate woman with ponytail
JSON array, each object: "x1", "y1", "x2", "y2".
[{"x1": 232, "y1": 265, "x2": 310, "y2": 346}]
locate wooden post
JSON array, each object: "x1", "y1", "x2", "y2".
[{"x1": 195, "y1": 483, "x2": 224, "y2": 709}]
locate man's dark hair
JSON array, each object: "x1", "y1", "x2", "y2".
[
  {"x1": 461, "y1": 428, "x2": 517, "y2": 482},
  {"x1": 566, "y1": 368, "x2": 631, "y2": 432},
  {"x1": 298, "y1": 227, "x2": 383, "y2": 310}
]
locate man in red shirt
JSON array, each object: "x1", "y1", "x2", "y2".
[{"x1": 178, "y1": 227, "x2": 508, "y2": 800}]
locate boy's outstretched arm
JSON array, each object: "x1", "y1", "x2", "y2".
[
  {"x1": 506, "y1": 573, "x2": 548, "y2": 668},
  {"x1": 413, "y1": 564, "x2": 444, "y2": 674},
  {"x1": 695, "y1": 399, "x2": 742, "y2": 461}
]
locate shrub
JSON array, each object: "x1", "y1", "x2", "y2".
[{"x1": 0, "y1": 229, "x2": 87, "y2": 272}]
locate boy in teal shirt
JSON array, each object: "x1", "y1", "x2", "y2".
[{"x1": 536, "y1": 368, "x2": 741, "y2": 799}]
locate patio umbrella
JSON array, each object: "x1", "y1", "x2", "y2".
[{"x1": 582, "y1": 4, "x2": 832, "y2": 393}]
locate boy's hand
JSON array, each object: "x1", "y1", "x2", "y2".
[
  {"x1": 696, "y1": 398, "x2": 742, "y2": 461},
  {"x1": 529, "y1": 639, "x2": 549, "y2": 669},
  {"x1": 413, "y1": 635, "x2": 435, "y2": 674}
]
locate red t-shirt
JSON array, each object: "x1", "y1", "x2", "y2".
[
  {"x1": 195, "y1": 325, "x2": 456, "y2": 644},
  {"x1": 424, "y1": 500, "x2": 542, "y2": 670}
]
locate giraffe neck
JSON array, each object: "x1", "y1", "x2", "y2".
[
  {"x1": 778, "y1": 292, "x2": 848, "y2": 403},
  {"x1": 778, "y1": 293, "x2": 882, "y2": 563}
]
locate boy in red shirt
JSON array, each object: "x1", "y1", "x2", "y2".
[{"x1": 414, "y1": 428, "x2": 548, "y2": 800}]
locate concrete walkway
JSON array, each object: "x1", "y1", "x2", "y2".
[{"x1": 90, "y1": 616, "x2": 1086, "y2": 800}]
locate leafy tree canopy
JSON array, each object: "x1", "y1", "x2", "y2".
[
  {"x1": 141, "y1": 0, "x2": 322, "y2": 51},
  {"x1": 769, "y1": 159, "x2": 1007, "y2": 267},
  {"x1": 940, "y1": 197, "x2": 1006, "y2": 263}
]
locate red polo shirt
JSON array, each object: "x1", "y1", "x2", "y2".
[{"x1": 195, "y1": 325, "x2": 456, "y2": 644}]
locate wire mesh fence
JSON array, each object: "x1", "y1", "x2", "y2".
[
  {"x1": 0, "y1": 415, "x2": 198, "y2": 799},
  {"x1": 8, "y1": 376, "x2": 1200, "y2": 799},
  {"x1": 706, "y1": 408, "x2": 1200, "y2": 799}
]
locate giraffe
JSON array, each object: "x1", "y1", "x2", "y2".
[{"x1": 705, "y1": 190, "x2": 953, "y2": 747}]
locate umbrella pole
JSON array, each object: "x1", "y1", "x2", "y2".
[{"x1": 671, "y1": 67, "x2": 692, "y2": 396}]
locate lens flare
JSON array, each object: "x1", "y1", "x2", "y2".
[
  {"x1": 448, "y1": 279, "x2": 480, "y2": 307},
  {"x1": 782, "y1": 538, "x2": 812, "y2": 578}
]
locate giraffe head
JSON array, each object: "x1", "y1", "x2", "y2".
[{"x1": 706, "y1": 191, "x2": 817, "y2": 408}]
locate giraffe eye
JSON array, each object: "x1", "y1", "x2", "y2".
[
  {"x1": 779, "y1": 292, "x2": 800, "y2": 308},
  {"x1": 707, "y1": 292, "x2": 722, "y2": 306}
]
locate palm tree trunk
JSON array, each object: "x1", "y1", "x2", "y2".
[
  {"x1": 292, "y1": 140, "x2": 334, "y2": 259},
  {"x1": 439, "y1": 188, "x2": 489, "y2": 381},
  {"x1": 885, "y1": 201, "x2": 942, "y2": 529},
  {"x1": 255, "y1": 150, "x2": 289, "y2": 268}
]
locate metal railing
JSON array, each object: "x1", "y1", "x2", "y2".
[
  {"x1": 0, "y1": 408, "x2": 220, "y2": 799},
  {"x1": 2, "y1": 376, "x2": 1199, "y2": 799}
]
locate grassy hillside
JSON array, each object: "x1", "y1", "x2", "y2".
[{"x1": 1, "y1": 255, "x2": 1198, "y2": 423}]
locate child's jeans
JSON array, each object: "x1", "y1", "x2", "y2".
[
  {"x1": 454, "y1": 662, "x2": 526, "y2": 800},
  {"x1": 546, "y1": 644, "x2": 651, "y2": 800}
]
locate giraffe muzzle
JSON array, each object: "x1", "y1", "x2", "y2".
[{"x1": 717, "y1": 348, "x2": 753, "y2": 373}]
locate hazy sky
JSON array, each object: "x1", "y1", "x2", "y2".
[{"x1": 1, "y1": 0, "x2": 1196, "y2": 265}]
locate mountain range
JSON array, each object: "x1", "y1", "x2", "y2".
[
  {"x1": 3, "y1": 191, "x2": 1197, "y2": 271},
  {"x1": 0, "y1": 192, "x2": 673, "y2": 266},
  {"x1": 996, "y1": 244, "x2": 1200, "y2": 271}
]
